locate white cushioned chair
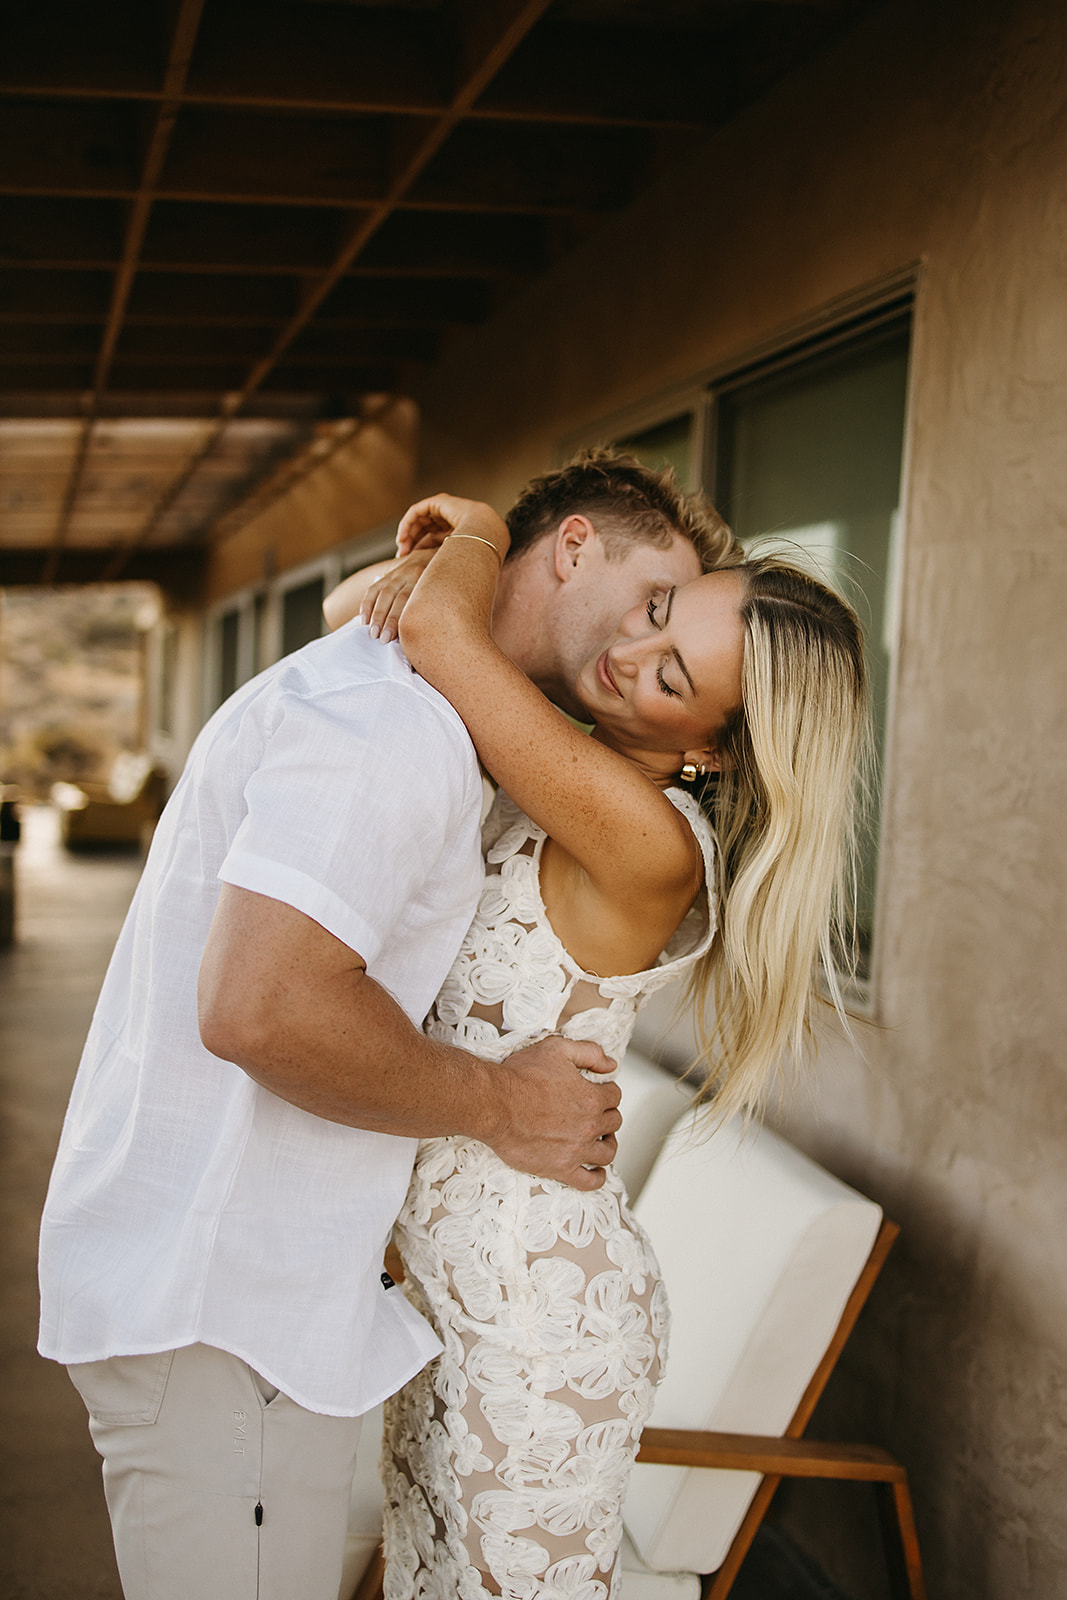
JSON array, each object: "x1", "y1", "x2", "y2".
[
  {"x1": 342, "y1": 1050, "x2": 925, "y2": 1600},
  {"x1": 620, "y1": 1085, "x2": 924, "y2": 1599}
]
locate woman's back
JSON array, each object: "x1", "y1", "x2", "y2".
[{"x1": 426, "y1": 788, "x2": 717, "y2": 1066}]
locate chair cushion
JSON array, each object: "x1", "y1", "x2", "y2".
[
  {"x1": 614, "y1": 1050, "x2": 692, "y2": 1202},
  {"x1": 623, "y1": 1113, "x2": 882, "y2": 1575},
  {"x1": 618, "y1": 1528, "x2": 701, "y2": 1599}
]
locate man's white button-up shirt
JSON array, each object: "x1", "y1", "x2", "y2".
[{"x1": 39, "y1": 623, "x2": 484, "y2": 1416}]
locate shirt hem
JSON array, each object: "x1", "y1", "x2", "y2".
[{"x1": 39, "y1": 1321, "x2": 444, "y2": 1420}]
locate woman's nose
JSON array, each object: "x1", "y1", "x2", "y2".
[{"x1": 610, "y1": 633, "x2": 648, "y2": 678}]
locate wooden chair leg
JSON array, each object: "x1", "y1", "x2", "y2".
[
  {"x1": 702, "y1": 1475, "x2": 781, "y2": 1599},
  {"x1": 875, "y1": 1479, "x2": 927, "y2": 1600},
  {"x1": 703, "y1": 1472, "x2": 926, "y2": 1600}
]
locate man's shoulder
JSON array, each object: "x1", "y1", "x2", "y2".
[{"x1": 282, "y1": 626, "x2": 476, "y2": 762}]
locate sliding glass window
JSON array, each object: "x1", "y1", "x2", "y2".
[{"x1": 712, "y1": 318, "x2": 911, "y2": 983}]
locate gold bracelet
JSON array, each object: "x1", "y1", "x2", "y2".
[{"x1": 449, "y1": 532, "x2": 504, "y2": 566}]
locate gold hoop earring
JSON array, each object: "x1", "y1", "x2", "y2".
[{"x1": 680, "y1": 762, "x2": 709, "y2": 782}]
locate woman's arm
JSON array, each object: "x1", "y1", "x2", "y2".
[
  {"x1": 323, "y1": 548, "x2": 435, "y2": 640},
  {"x1": 398, "y1": 496, "x2": 701, "y2": 962}
]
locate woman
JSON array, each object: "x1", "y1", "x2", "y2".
[{"x1": 331, "y1": 493, "x2": 867, "y2": 1600}]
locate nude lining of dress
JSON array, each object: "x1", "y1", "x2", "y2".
[{"x1": 461, "y1": 831, "x2": 710, "y2": 1035}]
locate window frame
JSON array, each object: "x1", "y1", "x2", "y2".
[
  {"x1": 199, "y1": 524, "x2": 400, "y2": 720},
  {"x1": 557, "y1": 270, "x2": 920, "y2": 1014}
]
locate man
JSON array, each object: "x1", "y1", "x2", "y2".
[{"x1": 39, "y1": 450, "x2": 737, "y2": 1600}]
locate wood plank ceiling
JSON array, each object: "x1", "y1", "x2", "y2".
[{"x1": 0, "y1": 0, "x2": 874, "y2": 591}]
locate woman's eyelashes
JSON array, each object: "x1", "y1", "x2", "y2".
[{"x1": 646, "y1": 592, "x2": 680, "y2": 697}]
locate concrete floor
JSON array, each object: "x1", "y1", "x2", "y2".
[{"x1": 0, "y1": 806, "x2": 138, "y2": 1600}]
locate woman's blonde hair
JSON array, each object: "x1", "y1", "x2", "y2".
[{"x1": 686, "y1": 556, "x2": 871, "y2": 1120}]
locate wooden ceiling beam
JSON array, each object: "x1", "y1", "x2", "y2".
[
  {"x1": 0, "y1": 80, "x2": 708, "y2": 133},
  {"x1": 100, "y1": 363, "x2": 398, "y2": 392},
  {"x1": 0, "y1": 180, "x2": 619, "y2": 219},
  {"x1": 235, "y1": 0, "x2": 555, "y2": 396},
  {"x1": 120, "y1": 271, "x2": 487, "y2": 324},
  {"x1": 94, "y1": 0, "x2": 209, "y2": 389},
  {"x1": 186, "y1": 2, "x2": 448, "y2": 121},
  {"x1": 0, "y1": 1, "x2": 861, "y2": 129},
  {"x1": 0, "y1": 325, "x2": 439, "y2": 365},
  {"x1": 0, "y1": 389, "x2": 337, "y2": 421},
  {"x1": 43, "y1": 0, "x2": 209, "y2": 584},
  {"x1": 0, "y1": 2, "x2": 162, "y2": 105},
  {"x1": 0, "y1": 311, "x2": 458, "y2": 335},
  {"x1": 2, "y1": 91, "x2": 711, "y2": 137},
  {"x1": 104, "y1": 0, "x2": 555, "y2": 577},
  {"x1": 0, "y1": 0, "x2": 873, "y2": 580},
  {"x1": 0, "y1": 254, "x2": 517, "y2": 282}
]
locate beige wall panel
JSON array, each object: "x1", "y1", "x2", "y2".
[
  {"x1": 411, "y1": 1, "x2": 1067, "y2": 1595},
  {"x1": 202, "y1": 399, "x2": 418, "y2": 605}
]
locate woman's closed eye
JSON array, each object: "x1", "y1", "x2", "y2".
[
  {"x1": 646, "y1": 590, "x2": 681, "y2": 697},
  {"x1": 645, "y1": 587, "x2": 674, "y2": 628}
]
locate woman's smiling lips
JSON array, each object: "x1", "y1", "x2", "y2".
[{"x1": 597, "y1": 651, "x2": 621, "y2": 696}]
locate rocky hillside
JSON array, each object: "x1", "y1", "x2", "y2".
[{"x1": 0, "y1": 585, "x2": 158, "y2": 799}]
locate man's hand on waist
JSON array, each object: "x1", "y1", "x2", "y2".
[{"x1": 477, "y1": 1036, "x2": 621, "y2": 1190}]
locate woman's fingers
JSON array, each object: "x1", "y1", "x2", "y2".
[
  {"x1": 396, "y1": 497, "x2": 460, "y2": 555},
  {"x1": 361, "y1": 577, "x2": 409, "y2": 642},
  {"x1": 360, "y1": 550, "x2": 434, "y2": 641},
  {"x1": 395, "y1": 494, "x2": 510, "y2": 560}
]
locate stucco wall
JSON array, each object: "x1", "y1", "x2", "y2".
[{"x1": 411, "y1": 1, "x2": 1067, "y2": 1594}]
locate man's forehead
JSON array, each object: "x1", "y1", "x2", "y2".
[{"x1": 621, "y1": 534, "x2": 703, "y2": 584}]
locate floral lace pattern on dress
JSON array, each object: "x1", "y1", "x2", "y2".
[{"x1": 383, "y1": 790, "x2": 717, "y2": 1600}]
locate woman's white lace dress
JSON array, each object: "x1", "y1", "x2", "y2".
[{"x1": 382, "y1": 789, "x2": 717, "y2": 1600}]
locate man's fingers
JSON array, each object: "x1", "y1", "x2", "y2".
[
  {"x1": 568, "y1": 1165, "x2": 608, "y2": 1192},
  {"x1": 594, "y1": 1131, "x2": 618, "y2": 1164},
  {"x1": 566, "y1": 1040, "x2": 617, "y2": 1077},
  {"x1": 488, "y1": 1034, "x2": 625, "y2": 1188}
]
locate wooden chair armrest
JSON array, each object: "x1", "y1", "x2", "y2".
[{"x1": 636, "y1": 1427, "x2": 907, "y2": 1483}]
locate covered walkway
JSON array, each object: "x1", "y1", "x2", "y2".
[{"x1": 0, "y1": 805, "x2": 135, "y2": 1599}]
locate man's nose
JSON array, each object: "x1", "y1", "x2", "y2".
[{"x1": 616, "y1": 601, "x2": 653, "y2": 641}]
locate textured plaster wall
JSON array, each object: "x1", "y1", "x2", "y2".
[{"x1": 412, "y1": 1, "x2": 1067, "y2": 1595}]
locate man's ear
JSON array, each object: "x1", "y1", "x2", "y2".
[{"x1": 552, "y1": 515, "x2": 597, "y2": 581}]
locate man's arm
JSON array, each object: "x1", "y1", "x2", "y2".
[{"x1": 198, "y1": 884, "x2": 621, "y2": 1190}]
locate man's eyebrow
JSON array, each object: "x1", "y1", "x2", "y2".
[{"x1": 664, "y1": 588, "x2": 696, "y2": 695}]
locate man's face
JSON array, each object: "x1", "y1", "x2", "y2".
[{"x1": 553, "y1": 533, "x2": 703, "y2": 718}]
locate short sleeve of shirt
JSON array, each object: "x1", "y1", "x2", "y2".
[{"x1": 219, "y1": 675, "x2": 475, "y2": 967}]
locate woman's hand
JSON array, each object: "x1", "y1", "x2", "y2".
[
  {"x1": 359, "y1": 548, "x2": 435, "y2": 642},
  {"x1": 396, "y1": 494, "x2": 510, "y2": 563},
  {"x1": 322, "y1": 549, "x2": 435, "y2": 640},
  {"x1": 325, "y1": 497, "x2": 508, "y2": 643}
]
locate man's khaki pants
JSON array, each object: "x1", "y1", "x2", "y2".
[{"x1": 68, "y1": 1343, "x2": 365, "y2": 1600}]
